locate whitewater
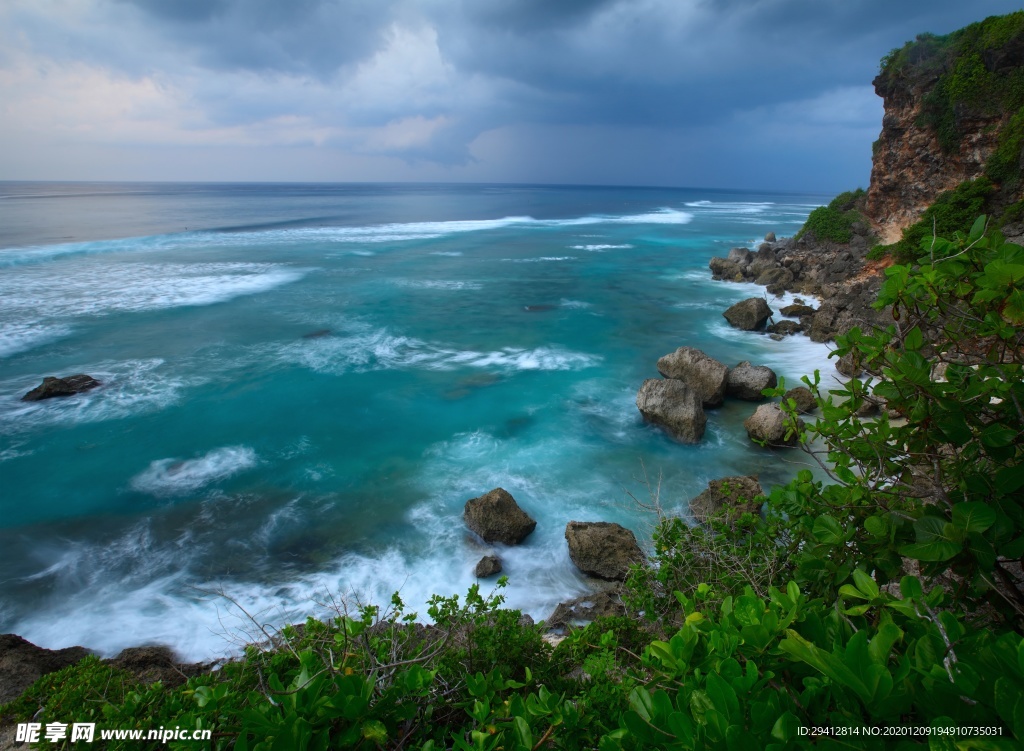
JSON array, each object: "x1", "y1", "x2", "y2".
[{"x1": 0, "y1": 182, "x2": 836, "y2": 660}]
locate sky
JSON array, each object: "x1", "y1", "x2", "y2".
[{"x1": 0, "y1": 0, "x2": 1020, "y2": 191}]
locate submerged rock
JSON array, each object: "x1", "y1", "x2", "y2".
[
  {"x1": 726, "y1": 362, "x2": 778, "y2": 401},
  {"x1": 744, "y1": 404, "x2": 804, "y2": 447},
  {"x1": 22, "y1": 374, "x2": 101, "y2": 402},
  {"x1": 474, "y1": 555, "x2": 503, "y2": 578},
  {"x1": 656, "y1": 346, "x2": 729, "y2": 408},
  {"x1": 464, "y1": 488, "x2": 536, "y2": 545},
  {"x1": 636, "y1": 378, "x2": 707, "y2": 443},
  {"x1": 723, "y1": 298, "x2": 773, "y2": 331},
  {"x1": 565, "y1": 522, "x2": 644, "y2": 581},
  {"x1": 689, "y1": 476, "x2": 765, "y2": 523}
]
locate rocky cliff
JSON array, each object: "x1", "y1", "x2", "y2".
[{"x1": 865, "y1": 12, "x2": 1024, "y2": 243}]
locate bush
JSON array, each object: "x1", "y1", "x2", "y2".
[{"x1": 795, "y1": 188, "x2": 866, "y2": 244}]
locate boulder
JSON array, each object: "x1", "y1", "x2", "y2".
[
  {"x1": 780, "y1": 303, "x2": 817, "y2": 318},
  {"x1": 723, "y1": 298, "x2": 772, "y2": 331},
  {"x1": 546, "y1": 589, "x2": 625, "y2": 629},
  {"x1": 105, "y1": 646, "x2": 206, "y2": 689},
  {"x1": 727, "y1": 247, "x2": 753, "y2": 266},
  {"x1": 689, "y1": 476, "x2": 765, "y2": 523},
  {"x1": 656, "y1": 347, "x2": 729, "y2": 407},
  {"x1": 744, "y1": 404, "x2": 804, "y2": 447},
  {"x1": 709, "y1": 257, "x2": 743, "y2": 280},
  {"x1": 22, "y1": 374, "x2": 101, "y2": 402},
  {"x1": 0, "y1": 634, "x2": 90, "y2": 705},
  {"x1": 755, "y1": 266, "x2": 794, "y2": 289},
  {"x1": 726, "y1": 362, "x2": 778, "y2": 401},
  {"x1": 836, "y1": 352, "x2": 863, "y2": 377},
  {"x1": 635, "y1": 379, "x2": 707, "y2": 443},
  {"x1": 764, "y1": 231, "x2": 777, "y2": 242},
  {"x1": 475, "y1": 555, "x2": 502, "y2": 578},
  {"x1": 464, "y1": 488, "x2": 537, "y2": 545},
  {"x1": 783, "y1": 386, "x2": 817, "y2": 414},
  {"x1": 765, "y1": 320, "x2": 803, "y2": 336},
  {"x1": 565, "y1": 522, "x2": 644, "y2": 581}
]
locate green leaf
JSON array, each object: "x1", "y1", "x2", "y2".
[
  {"x1": 901, "y1": 517, "x2": 961, "y2": 561},
  {"x1": 864, "y1": 515, "x2": 888, "y2": 538},
  {"x1": 952, "y1": 502, "x2": 997, "y2": 533},
  {"x1": 899, "y1": 576, "x2": 924, "y2": 600},
  {"x1": 512, "y1": 717, "x2": 532, "y2": 749},
  {"x1": 812, "y1": 515, "x2": 844, "y2": 544},
  {"x1": 970, "y1": 215, "x2": 987, "y2": 240},
  {"x1": 981, "y1": 423, "x2": 1018, "y2": 449},
  {"x1": 996, "y1": 464, "x2": 1024, "y2": 494},
  {"x1": 852, "y1": 569, "x2": 880, "y2": 599},
  {"x1": 904, "y1": 326, "x2": 925, "y2": 351}
]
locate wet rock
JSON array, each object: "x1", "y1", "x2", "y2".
[
  {"x1": 726, "y1": 362, "x2": 778, "y2": 401},
  {"x1": 546, "y1": 588, "x2": 625, "y2": 629},
  {"x1": 565, "y1": 522, "x2": 644, "y2": 581},
  {"x1": 0, "y1": 634, "x2": 90, "y2": 704},
  {"x1": 475, "y1": 555, "x2": 502, "y2": 578},
  {"x1": 744, "y1": 404, "x2": 804, "y2": 447},
  {"x1": 689, "y1": 476, "x2": 765, "y2": 523},
  {"x1": 765, "y1": 320, "x2": 803, "y2": 337},
  {"x1": 723, "y1": 298, "x2": 772, "y2": 331},
  {"x1": 464, "y1": 488, "x2": 537, "y2": 545},
  {"x1": 22, "y1": 375, "x2": 101, "y2": 402},
  {"x1": 727, "y1": 247, "x2": 753, "y2": 266},
  {"x1": 755, "y1": 267, "x2": 794, "y2": 289},
  {"x1": 656, "y1": 347, "x2": 729, "y2": 408},
  {"x1": 636, "y1": 378, "x2": 707, "y2": 443},
  {"x1": 780, "y1": 303, "x2": 817, "y2": 318},
  {"x1": 709, "y1": 257, "x2": 743, "y2": 280},
  {"x1": 784, "y1": 386, "x2": 817, "y2": 414}
]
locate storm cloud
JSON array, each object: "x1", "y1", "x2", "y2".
[{"x1": 0, "y1": 0, "x2": 1018, "y2": 189}]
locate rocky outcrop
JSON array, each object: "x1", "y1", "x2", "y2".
[
  {"x1": 106, "y1": 646, "x2": 207, "y2": 689},
  {"x1": 743, "y1": 404, "x2": 804, "y2": 447},
  {"x1": 726, "y1": 362, "x2": 777, "y2": 401},
  {"x1": 565, "y1": 522, "x2": 644, "y2": 581},
  {"x1": 636, "y1": 378, "x2": 707, "y2": 443},
  {"x1": 22, "y1": 374, "x2": 101, "y2": 402},
  {"x1": 464, "y1": 488, "x2": 537, "y2": 545},
  {"x1": 475, "y1": 555, "x2": 502, "y2": 578},
  {"x1": 689, "y1": 476, "x2": 765, "y2": 523},
  {"x1": 546, "y1": 588, "x2": 625, "y2": 629},
  {"x1": 0, "y1": 634, "x2": 90, "y2": 704},
  {"x1": 722, "y1": 298, "x2": 772, "y2": 331},
  {"x1": 656, "y1": 347, "x2": 729, "y2": 407}
]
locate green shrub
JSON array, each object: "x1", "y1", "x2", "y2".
[
  {"x1": 890, "y1": 177, "x2": 995, "y2": 262},
  {"x1": 795, "y1": 188, "x2": 866, "y2": 244}
]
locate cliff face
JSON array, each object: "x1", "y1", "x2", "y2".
[{"x1": 864, "y1": 14, "x2": 1024, "y2": 243}]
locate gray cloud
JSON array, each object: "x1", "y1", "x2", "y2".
[{"x1": 0, "y1": 0, "x2": 1020, "y2": 186}]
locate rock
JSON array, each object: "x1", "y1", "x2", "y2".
[
  {"x1": 709, "y1": 257, "x2": 743, "y2": 280},
  {"x1": 635, "y1": 378, "x2": 707, "y2": 443},
  {"x1": 755, "y1": 267, "x2": 794, "y2": 288},
  {"x1": 726, "y1": 362, "x2": 778, "y2": 401},
  {"x1": 464, "y1": 488, "x2": 537, "y2": 545},
  {"x1": 22, "y1": 374, "x2": 101, "y2": 402},
  {"x1": 743, "y1": 404, "x2": 804, "y2": 447},
  {"x1": 764, "y1": 231, "x2": 777, "y2": 242},
  {"x1": 0, "y1": 634, "x2": 90, "y2": 704},
  {"x1": 689, "y1": 476, "x2": 765, "y2": 523},
  {"x1": 565, "y1": 522, "x2": 644, "y2": 581},
  {"x1": 723, "y1": 298, "x2": 773, "y2": 331},
  {"x1": 784, "y1": 386, "x2": 817, "y2": 414},
  {"x1": 765, "y1": 320, "x2": 803, "y2": 336},
  {"x1": 546, "y1": 589, "x2": 625, "y2": 629},
  {"x1": 727, "y1": 247, "x2": 753, "y2": 266},
  {"x1": 656, "y1": 347, "x2": 729, "y2": 407},
  {"x1": 105, "y1": 646, "x2": 206, "y2": 689},
  {"x1": 780, "y1": 303, "x2": 817, "y2": 318},
  {"x1": 474, "y1": 555, "x2": 502, "y2": 578},
  {"x1": 836, "y1": 352, "x2": 863, "y2": 377}
]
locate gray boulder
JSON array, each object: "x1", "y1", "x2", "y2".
[
  {"x1": 726, "y1": 362, "x2": 778, "y2": 401},
  {"x1": 723, "y1": 298, "x2": 772, "y2": 331},
  {"x1": 744, "y1": 404, "x2": 804, "y2": 447},
  {"x1": 764, "y1": 232, "x2": 777, "y2": 242},
  {"x1": 755, "y1": 267, "x2": 794, "y2": 289},
  {"x1": 464, "y1": 488, "x2": 537, "y2": 545},
  {"x1": 709, "y1": 257, "x2": 743, "y2": 280},
  {"x1": 836, "y1": 352, "x2": 863, "y2": 377},
  {"x1": 784, "y1": 386, "x2": 817, "y2": 414},
  {"x1": 636, "y1": 379, "x2": 707, "y2": 443},
  {"x1": 780, "y1": 303, "x2": 817, "y2": 318},
  {"x1": 727, "y1": 247, "x2": 753, "y2": 266},
  {"x1": 22, "y1": 374, "x2": 101, "y2": 402},
  {"x1": 565, "y1": 522, "x2": 644, "y2": 581},
  {"x1": 689, "y1": 476, "x2": 765, "y2": 523},
  {"x1": 546, "y1": 589, "x2": 625, "y2": 629},
  {"x1": 656, "y1": 347, "x2": 729, "y2": 408},
  {"x1": 475, "y1": 555, "x2": 502, "y2": 578}
]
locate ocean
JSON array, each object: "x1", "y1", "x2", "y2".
[{"x1": 0, "y1": 181, "x2": 838, "y2": 661}]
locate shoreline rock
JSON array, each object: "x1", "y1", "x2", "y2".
[
  {"x1": 21, "y1": 374, "x2": 101, "y2": 402},
  {"x1": 655, "y1": 346, "x2": 729, "y2": 408},
  {"x1": 635, "y1": 378, "x2": 707, "y2": 443},
  {"x1": 565, "y1": 521, "x2": 644, "y2": 581},
  {"x1": 464, "y1": 488, "x2": 537, "y2": 545}
]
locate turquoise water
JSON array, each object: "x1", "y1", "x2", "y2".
[{"x1": 0, "y1": 182, "x2": 836, "y2": 660}]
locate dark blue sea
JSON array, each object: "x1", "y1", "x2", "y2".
[{"x1": 0, "y1": 182, "x2": 838, "y2": 659}]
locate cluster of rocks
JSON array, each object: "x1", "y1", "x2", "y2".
[
  {"x1": 21, "y1": 374, "x2": 101, "y2": 402},
  {"x1": 635, "y1": 345, "x2": 813, "y2": 448},
  {"x1": 710, "y1": 232, "x2": 891, "y2": 343}
]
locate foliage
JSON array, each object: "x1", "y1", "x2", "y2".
[
  {"x1": 795, "y1": 188, "x2": 866, "y2": 244},
  {"x1": 887, "y1": 178, "x2": 995, "y2": 262}
]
